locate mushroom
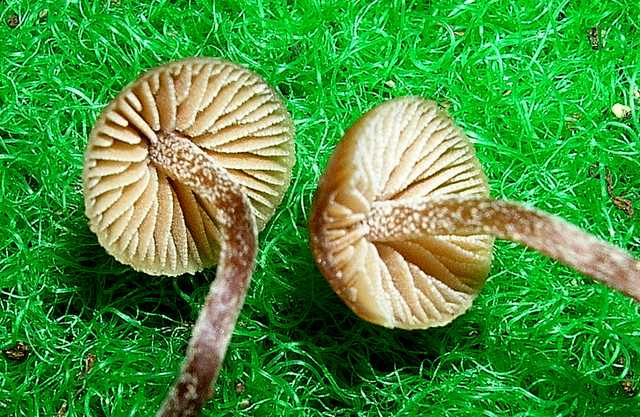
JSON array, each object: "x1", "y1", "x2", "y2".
[
  {"x1": 309, "y1": 96, "x2": 639, "y2": 330},
  {"x1": 82, "y1": 57, "x2": 294, "y2": 416}
]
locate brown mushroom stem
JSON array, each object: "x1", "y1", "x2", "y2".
[
  {"x1": 149, "y1": 132, "x2": 257, "y2": 417},
  {"x1": 366, "y1": 197, "x2": 640, "y2": 301}
]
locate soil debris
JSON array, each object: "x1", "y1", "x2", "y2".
[
  {"x1": 587, "y1": 27, "x2": 607, "y2": 50},
  {"x1": 7, "y1": 14, "x2": 19, "y2": 28},
  {"x1": 3, "y1": 341, "x2": 29, "y2": 361},
  {"x1": 235, "y1": 382, "x2": 246, "y2": 394},
  {"x1": 621, "y1": 379, "x2": 636, "y2": 396},
  {"x1": 56, "y1": 401, "x2": 68, "y2": 417},
  {"x1": 84, "y1": 353, "x2": 97, "y2": 374},
  {"x1": 605, "y1": 170, "x2": 634, "y2": 217},
  {"x1": 587, "y1": 27, "x2": 599, "y2": 49}
]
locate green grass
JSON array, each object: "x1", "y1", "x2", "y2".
[{"x1": 1, "y1": 0, "x2": 639, "y2": 416}]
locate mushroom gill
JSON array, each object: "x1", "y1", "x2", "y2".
[
  {"x1": 82, "y1": 57, "x2": 295, "y2": 417},
  {"x1": 83, "y1": 57, "x2": 295, "y2": 276},
  {"x1": 309, "y1": 96, "x2": 639, "y2": 330}
]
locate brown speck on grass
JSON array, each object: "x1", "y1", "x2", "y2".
[
  {"x1": 605, "y1": 170, "x2": 634, "y2": 217},
  {"x1": 566, "y1": 113, "x2": 581, "y2": 131},
  {"x1": 3, "y1": 341, "x2": 29, "y2": 361},
  {"x1": 621, "y1": 379, "x2": 636, "y2": 396},
  {"x1": 7, "y1": 14, "x2": 19, "y2": 28},
  {"x1": 56, "y1": 401, "x2": 68, "y2": 417},
  {"x1": 588, "y1": 165, "x2": 633, "y2": 216},
  {"x1": 235, "y1": 382, "x2": 245, "y2": 394},
  {"x1": 84, "y1": 353, "x2": 97, "y2": 374},
  {"x1": 613, "y1": 356, "x2": 635, "y2": 396},
  {"x1": 587, "y1": 27, "x2": 599, "y2": 49}
]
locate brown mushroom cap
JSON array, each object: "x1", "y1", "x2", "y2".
[
  {"x1": 83, "y1": 57, "x2": 294, "y2": 276},
  {"x1": 310, "y1": 97, "x2": 640, "y2": 330},
  {"x1": 310, "y1": 97, "x2": 494, "y2": 329}
]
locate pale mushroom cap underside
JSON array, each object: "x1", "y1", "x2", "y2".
[
  {"x1": 83, "y1": 57, "x2": 295, "y2": 276},
  {"x1": 310, "y1": 97, "x2": 494, "y2": 329}
]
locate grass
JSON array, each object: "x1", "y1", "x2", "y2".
[{"x1": 1, "y1": 0, "x2": 639, "y2": 416}]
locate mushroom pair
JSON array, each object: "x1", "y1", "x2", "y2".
[
  {"x1": 83, "y1": 58, "x2": 640, "y2": 417},
  {"x1": 83, "y1": 58, "x2": 294, "y2": 417},
  {"x1": 309, "y1": 97, "x2": 640, "y2": 330}
]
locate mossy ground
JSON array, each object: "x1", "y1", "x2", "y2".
[{"x1": 1, "y1": 1, "x2": 639, "y2": 416}]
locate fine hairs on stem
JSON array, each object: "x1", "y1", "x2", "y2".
[
  {"x1": 367, "y1": 198, "x2": 640, "y2": 302},
  {"x1": 150, "y1": 132, "x2": 257, "y2": 417}
]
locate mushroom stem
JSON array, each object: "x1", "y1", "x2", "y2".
[
  {"x1": 149, "y1": 132, "x2": 257, "y2": 417},
  {"x1": 366, "y1": 197, "x2": 640, "y2": 301}
]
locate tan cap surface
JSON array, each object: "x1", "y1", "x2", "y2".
[{"x1": 83, "y1": 57, "x2": 295, "y2": 276}]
